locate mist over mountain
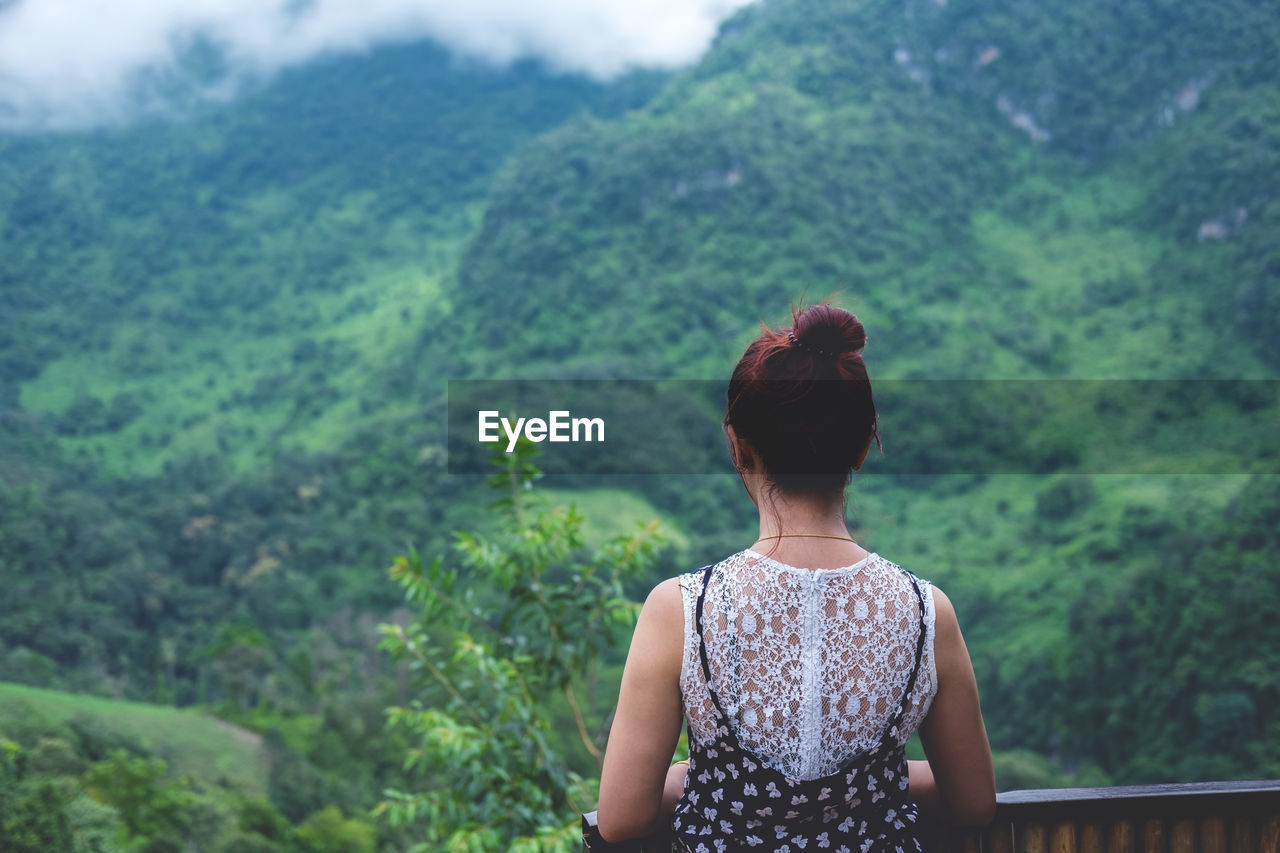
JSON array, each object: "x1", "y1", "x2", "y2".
[{"x1": 0, "y1": 0, "x2": 752, "y2": 130}]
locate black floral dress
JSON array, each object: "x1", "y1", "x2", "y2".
[{"x1": 670, "y1": 560, "x2": 928, "y2": 853}]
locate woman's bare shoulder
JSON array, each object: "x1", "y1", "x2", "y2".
[
  {"x1": 632, "y1": 577, "x2": 685, "y2": 639},
  {"x1": 645, "y1": 576, "x2": 684, "y2": 608},
  {"x1": 928, "y1": 584, "x2": 960, "y2": 640},
  {"x1": 921, "y1": 583, "x2": 973, "y2": 687}
]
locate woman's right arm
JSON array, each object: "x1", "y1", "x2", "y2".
[{"x1": 913, "y1": 585, "x2": 997, "y2": 826}]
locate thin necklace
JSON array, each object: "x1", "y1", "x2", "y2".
[{"x1": 756, "y1": 533, "x2": 856, "y2": 542}]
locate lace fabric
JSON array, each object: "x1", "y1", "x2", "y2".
[{"x1": 679, "y1": 549, "x2": 937, "y2": 781}]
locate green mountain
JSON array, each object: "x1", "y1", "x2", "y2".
[
  {"x1": 0, "y1": 38, "x2": 667, "y2": 750},
  {"x1": 449, "y1": 0, "x2": 1279, "y2": 379},
  {"x1": 1, "y1": 3, "x2": 1278, "y2": 839},
  {"x1": 433, "y1": 0, "x2": 1280, "y2": 781},
  {"x1": 2, "y1": 42, "x2": 662, "y2": 477}
]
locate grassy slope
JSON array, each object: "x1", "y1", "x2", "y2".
[
  {"x1": 18, "y1": 207, "x2": 467, "y2": 478},
  {"x1": 0, "y1": 681, "x2": 268, "y2": 795},
  {"x1": 539, "y1": 487, "x2": 690, "y2": 552}
]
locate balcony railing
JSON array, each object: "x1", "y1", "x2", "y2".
[{"x1": 583, "y1": 780, "x2": 1280, "y2": 853}]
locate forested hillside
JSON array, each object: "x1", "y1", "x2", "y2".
[
  {"x1": 451, "y1": 0, "x2": 1279, "y2": 379},
  {"x1": 0, "y1": 38, "x2": 664, "y2": 698},
  {"x1": 1, "y1": 0, "x2": 1278, "y2": 849}
]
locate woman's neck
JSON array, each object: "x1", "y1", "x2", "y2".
[
  {"x1": 750, "y1": 489, "x2": 870, "y2": 569},
  {"x1": 755, "y1": 494, "x2": 848, "y2": 540}
]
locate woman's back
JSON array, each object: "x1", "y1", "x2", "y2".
[
  {"x1": 679, "y1": 549, "x2": 937, "y2": 781},
  {"x1": 595, "y1": 304, "x2": 994, "y2": 846}
]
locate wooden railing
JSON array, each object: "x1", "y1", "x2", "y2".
[{"x1": 583, "y1": 781, "x2": 1280, "y2": 852}]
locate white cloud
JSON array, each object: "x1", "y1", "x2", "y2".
[{"x1": 0, "y1": 0, "x2": 756, "y2": 131}]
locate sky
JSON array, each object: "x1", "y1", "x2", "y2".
[{"x1": 0, "y1": 0, "x2": 757, "y2": 132}]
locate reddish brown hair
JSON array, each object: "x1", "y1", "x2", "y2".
[{"x1": 725, "y1": 302, "x2": 880, "y2": 494}]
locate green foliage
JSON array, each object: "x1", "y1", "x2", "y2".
[
  {"x1": 0, "y1": 683, "x2": 268, "y2": 795},
  {"x1": 260, "y1": 728, "x2": 350, "y2": 824},
  {"x1": 234, "y1": 796, "x2": 296, "y2": 848},
  {"x1": 1034, "y1": 477, "x2": 1095, "y2": 522},
  {"x1": 0, "y1": 408, "x2": 495, "y2": 706},
  {"x1": 29, "y1": 738, "x2": 88, "y2": 778},
  {"x1": 0, "y1": 738, "x2": 75, "y2": 853},
  {"x1": 65, "y1": 793, "x2": 128, "y2": 853},
  {"x1": 83, "y1": 751, "x2": 195, "y2": 847},
  {"x1": 294, "y1": 807, "x2": 375, "y2": 853},
  {"x1": 1057, "y1": 475, "x2": 1280, "y2": 782},
  {"x1": 0, "y1": 43, "x2": 660, "y2": 479},
  {"x1": 208, "y1": 624, "x2": 277, "y2": 710},
  {"x1": 439, "y1": 0, "x2": 1280, "y2": 382},
  {"x1": 376, "y1": 445, "x2": 662, "y2": 850},
  {"x1": 990, "y1": 750, "x2": 1108, "y2": 792},
  {"x1": 0, "y1": 721, "x2": 378, "y2": 853}
]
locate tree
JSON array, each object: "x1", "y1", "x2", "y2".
[
  {"x1": 375, "y1": 441, "x2": 662, "y2": 851},
  {"x1": 0, "y1": 738, "x2": 74, "y2": 853},
  {"x1": 82, "y1": 750, "x2": 193, "y2": 850},
  {"x1": 295, "y1": 806, "x2": 375, "y2": 853},
  {"x1": 208, "y1": 623, "x2": 277, "y2": 710}
]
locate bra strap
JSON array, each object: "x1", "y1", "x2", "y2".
[
  {"x1": 886, "y1": 570, "x2": 928, "y2": 729},
  {"x1": 694, "y1": 562, "x2": 731, "y2": 722}
]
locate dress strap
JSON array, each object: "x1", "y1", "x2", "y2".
[
  {"x1": 693, "y1": 562, "x2": 731, "y2": 722},
  {"x1": 885, "y1": 570, "x2": 928, "y2": 730}
]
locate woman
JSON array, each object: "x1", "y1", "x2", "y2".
[{"x1": 596, "y1": 303, "x2": 996, "y2": 850}]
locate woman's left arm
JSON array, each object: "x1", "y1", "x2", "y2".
[{"x1": 596, "y1": 577, "x2": 686, "y2": 842}]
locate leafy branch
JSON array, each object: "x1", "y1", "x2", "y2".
[{"x1": 375, "y1": 440, "x2": 663, "y2": 850}]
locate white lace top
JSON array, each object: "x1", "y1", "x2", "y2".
[{"x1": 679, "y1": 549, "x2": 937, "y2": 781}]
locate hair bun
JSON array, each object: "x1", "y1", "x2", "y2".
[
  {"x1": 725, "y1": 299, "x2": 880, "y2": 494},
  {"x1": 791, "y1": 304, "x2": 866, "y2": 358}
]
